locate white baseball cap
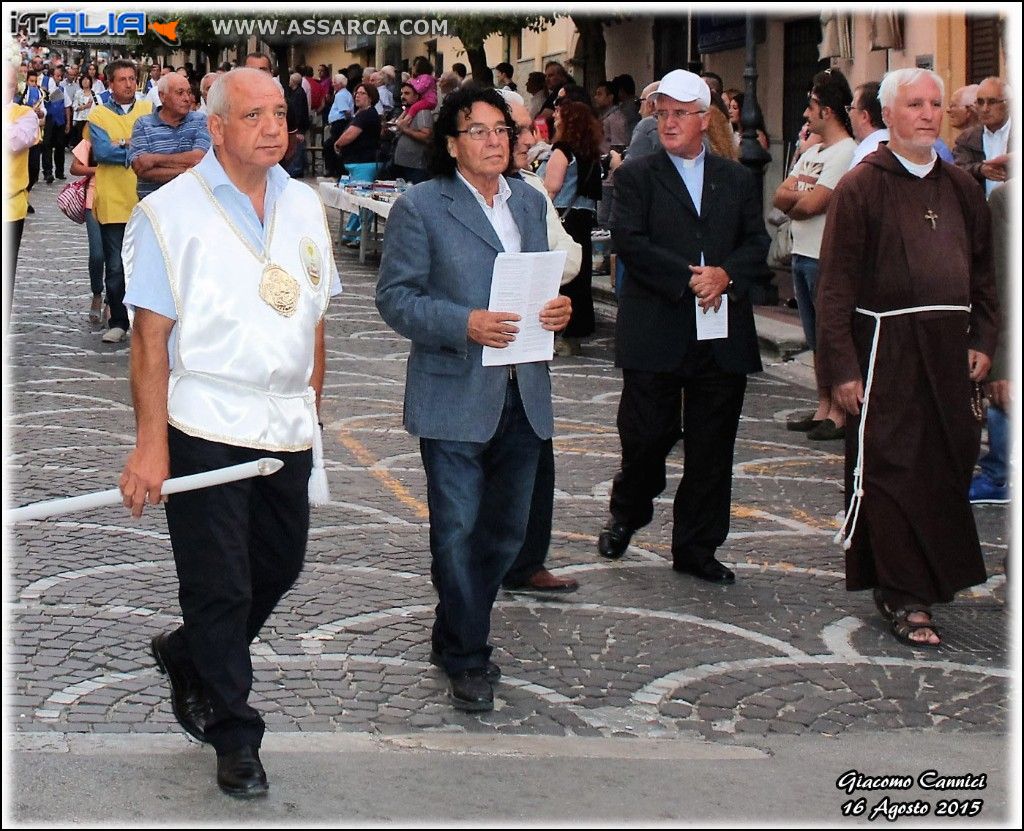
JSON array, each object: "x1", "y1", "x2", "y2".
[{"x1": 654, "y1": 69, "x2": 711, "y2": 110}]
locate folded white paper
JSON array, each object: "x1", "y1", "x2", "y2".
[
  {"x1": 482, "y1": 251, "x2": 567, "y2": 366},
  {"x1": 695, "y1": 294, "x2": 729, "y2": 340}
]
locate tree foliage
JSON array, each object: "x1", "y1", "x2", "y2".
[{"x1": 448, "y1": 14, "x2": 559, "y2": 82}]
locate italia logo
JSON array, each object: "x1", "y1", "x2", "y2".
[{"x1": 13, "y1": 11, "x2": 180, "y2": 46}]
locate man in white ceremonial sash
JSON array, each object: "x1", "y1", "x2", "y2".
[{"x1": 119, "y1": 68, "x2": 341, "y2": 798}]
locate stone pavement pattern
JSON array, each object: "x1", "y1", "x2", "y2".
[{"x1": 5, "y1": 184, "x2": 1010, "y2": 750}]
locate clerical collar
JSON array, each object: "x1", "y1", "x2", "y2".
[{"x1": 890, "y1": 148, "x2": 937, "y2": 178}]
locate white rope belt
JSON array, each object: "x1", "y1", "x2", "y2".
[
  {"x1": 173, "y1": 370, "x2": 330, "y2": 507},
  {"x1": 834, "y1": 304, "x2": 971, "y2": 550}
]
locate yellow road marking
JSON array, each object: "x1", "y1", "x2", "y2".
[{"x1": 335, "y1": 427, "x2": 430, "y2": 520}]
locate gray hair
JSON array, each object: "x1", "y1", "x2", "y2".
[
  {"x1": 207, "y1": 67, "x2": 277, "y2": 118},
  {"x1": 333, "y1": 73, "x2": 347, "y2": 89},
  {"x1": 878, "y1": 68, "x2": 944, "y2": 110},
  {"x1": 980, "y1": 76, "x2": 1012, "y2": 100},
  {"x1": 289, "y1": 71, "x2": 301, "y2": 87},
  {"x1": 952, "y1": 84, "x2": 979, "y2": 107},
  {"x1": 156, "y1": 73, "x2": 188, "y2": 96}
]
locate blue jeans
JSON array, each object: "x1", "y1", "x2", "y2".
[
  {"x1": 342, "y1": 162, "x2": 379, "y2": 243},
  {"x1": 791, "y1": 254, "x2": 820, "y2": 350},
  {"x1": 100, "y1": 222, "x2": 128, "y2": 330},
  {"x1": 419, "y1": 380, "x2": 543, "y2": 674},
  {"x1": 85, "y1": 209, "x2": 105, "y2": 297},
  {"x1": 979, "y1": 405, "x2": 1009, "y2": 485}
]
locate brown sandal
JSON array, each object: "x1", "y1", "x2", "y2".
[
  {"x1": 890, "y1": 608, "x2": 941, "y2": 649},
  {"x1": 873, "y1": 588, "x2": 896, "y2": 622}
]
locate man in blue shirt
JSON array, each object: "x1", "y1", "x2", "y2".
[
  {"x1": 323, "y1": 73, "x2": 353, "y2": 177},
  {"x1": 122, "y1": 67, "x2": 341, "y2": 799},
  {"x1": 41, "y1": 65, "x2": 68, "y2": 182},
  {"x1": 129, "y1": 72, "x2": 211, "y2": 199}
]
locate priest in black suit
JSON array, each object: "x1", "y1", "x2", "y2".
[{"x1": 598, "y1": 69, "x2": 770, "y2": 583}]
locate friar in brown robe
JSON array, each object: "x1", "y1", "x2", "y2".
[{"x1": 815, "y1": 70, "x2": 998, "y2": 638}]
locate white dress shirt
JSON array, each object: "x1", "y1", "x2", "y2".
[
  {"x1": 982, "y1": 117, "x2": 1011, "y2": 196},
  {"x1": 455, "y1": 170, "x2": 521, "y2": 254}
]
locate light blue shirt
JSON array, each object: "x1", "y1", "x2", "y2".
[
  {"x1": 667, "y1": 146, "x2": 705, "y2": 215},
  {"x1": 328, "y1": 88, "x2": 354, "y2": 123},
  {"x1": 125, "y1": 149, "x2": 341, "y2": 359}
]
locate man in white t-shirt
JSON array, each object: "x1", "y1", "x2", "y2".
[{"x1": 773, "y1": 68, "x2": 856, "y2": 442}]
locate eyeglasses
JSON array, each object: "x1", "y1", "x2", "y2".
[
  {"x1": 844, "y1": 104, "x2": 863, "y2": 113},
  {"x1": 975, "y1": 97, "x2": 1006, "y2": 108},
  {"x1": 654, "y1": 109, "x2": 705, "y2": 121},
  {"x1": 456, "y1": 124, "x2": 514, "y2": 140},
  {"x1": 516, "y1": 124, "x2": 534, "y2": 137}
]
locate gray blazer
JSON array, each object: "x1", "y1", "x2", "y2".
[{"x1": 376, "y1": 174, "x2": 555, "y2": 442}]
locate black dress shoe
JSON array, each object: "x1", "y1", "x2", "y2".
[
  {"x1": 429, "y1": 650, "x2": 500, "y2": 683},
  {"x1": 217, "y1": 746, "x2": 269, "y2": 798},
  {"x1": 151, "y1": 633, "x2": 212, "y2": 743},
  {"x1": 598, "y1": 521, "x2": 634, "y2": 559},
  {"x1": 45, "y1": 175, "x2": 54, "y2": 184},
  {"x1": 448, "y1": 668, "x2": 494, "y2": 712},
  {"x1": 673, "y1": 558, "x2": 736, "y2": 584}
]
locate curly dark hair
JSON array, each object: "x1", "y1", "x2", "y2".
[
  {"x1": 811, "y1": 68, "x2": 853, "y2": 136},
  {"x1": 553, "y1": 100, "x2": 602, "y2": 164},
  {"x1": 428, "y1": 86, "x2": 515, "y2": 178}
]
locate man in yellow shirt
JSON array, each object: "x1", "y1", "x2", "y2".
[{"x1": 86, "y1": 59, "x2": 152, "y2": 343}]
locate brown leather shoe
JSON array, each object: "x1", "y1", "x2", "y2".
[{"x1": 505, "y1": 568, "x2": 579, "y2": 594}]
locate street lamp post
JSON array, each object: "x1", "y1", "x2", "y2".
[{"x1": 738, "y1": 13, "x2": 776, "y2": 305}]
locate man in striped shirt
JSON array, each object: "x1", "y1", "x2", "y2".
[{"x1": 129, "y1": 72, "x2": 210, "y2": 200}]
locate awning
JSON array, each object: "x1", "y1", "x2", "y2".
[
  {"x1": 819, "y1": 12, "x2": 854, "y2": 60},
  {"x1": 869, "y1": 11, "x2": 904, "y2": 51}
]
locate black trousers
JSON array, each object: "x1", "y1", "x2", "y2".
[
  {"x1": 609, "y1": 364, "x2": 747, "y2": 567},
  {"x1": 163, "y1": 426, "x2": 311, "y2": 754},
  {"x1": 5, "y1": 219, "x2": 25, "y2": 320},
  {"x1": 42, "y1": 116, "x2": 66, "y2": 178},
  {"x1": 27, "y1": 144, "x2": 41, "y2": 191},
  {"x1": 503, "y1": 438, "x2": 554, "y2": 587},
  {"x1": 323, "y1": 119, "x2": 348, "y2": 177}
]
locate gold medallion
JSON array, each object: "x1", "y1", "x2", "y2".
[
  {"x1": 300, "y1": 237, "x2": 322, "y2": 287},
  {"x1": 259, "y1": 264, "x2": 300, "y2": 316}
]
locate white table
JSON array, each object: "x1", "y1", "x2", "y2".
[{"x1": 318, "y1": 183, "x2": 396, "y2": 264}]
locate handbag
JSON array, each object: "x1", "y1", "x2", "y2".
[
  {"x1": 56, "y1": 177, "x2": 89, "y2": 224},
  {"x1": 767, "y1": 207, "x2": 793, "y2": 269}
]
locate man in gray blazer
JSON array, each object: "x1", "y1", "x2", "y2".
[{"x1": 377, "y1": 87, "x2": 571, "y2": 712}]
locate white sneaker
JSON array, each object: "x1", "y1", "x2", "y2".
[{"x1": 101, "y1": 326, "x2": 127, "y2": 343}]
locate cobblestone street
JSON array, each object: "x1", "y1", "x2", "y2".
[{"x1": 4, "y1": 182, "x2": 1014, "y2": 821}]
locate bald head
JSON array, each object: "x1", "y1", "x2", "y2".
[
  {"x1": 947, "y1": 84, "x2": 979, "y2": 130},
  {"x1": 509, "y1": 102, "x2": 535, "y2": 171},
  {"x1": 207, "y1": 67, "x2": 281, "y2": 118},
  {"x1": 975, "y1": 77, "x2": 1010, "y2": 131},
  {"x1": 640, "y1": 81, "x2": 660, "y2": 116}
]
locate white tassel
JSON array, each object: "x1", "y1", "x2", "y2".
[{"x1": 308, "y1": 418, "x2": 330, "y2": 507}]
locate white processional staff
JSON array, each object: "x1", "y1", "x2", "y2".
[{"x1": 7, "y1": 459, "x2": 285, "y2": 523}]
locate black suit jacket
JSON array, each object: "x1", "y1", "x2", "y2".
[{"x1": 610, "y1": 150, "x2": 770, "y2": 375}]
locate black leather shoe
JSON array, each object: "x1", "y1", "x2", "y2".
[
  {"x1": 448, "y1": 668, "x2": 494, "y2": 712},
  {"x1": 430, "y1": 650, "x2": 500, "y2": 683},
  {"x1": 598, "y1": 521, "x2": 634, "y2": 559},
  {"x1": 151, "y1": 633, "x2": 211, "y2": 743},
  {"x1": 673, "y1": 558, "x2": 736, "y2": 584},
  {"x1": 216, "y1": 746, "x2": 269, "y2": 798}
]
